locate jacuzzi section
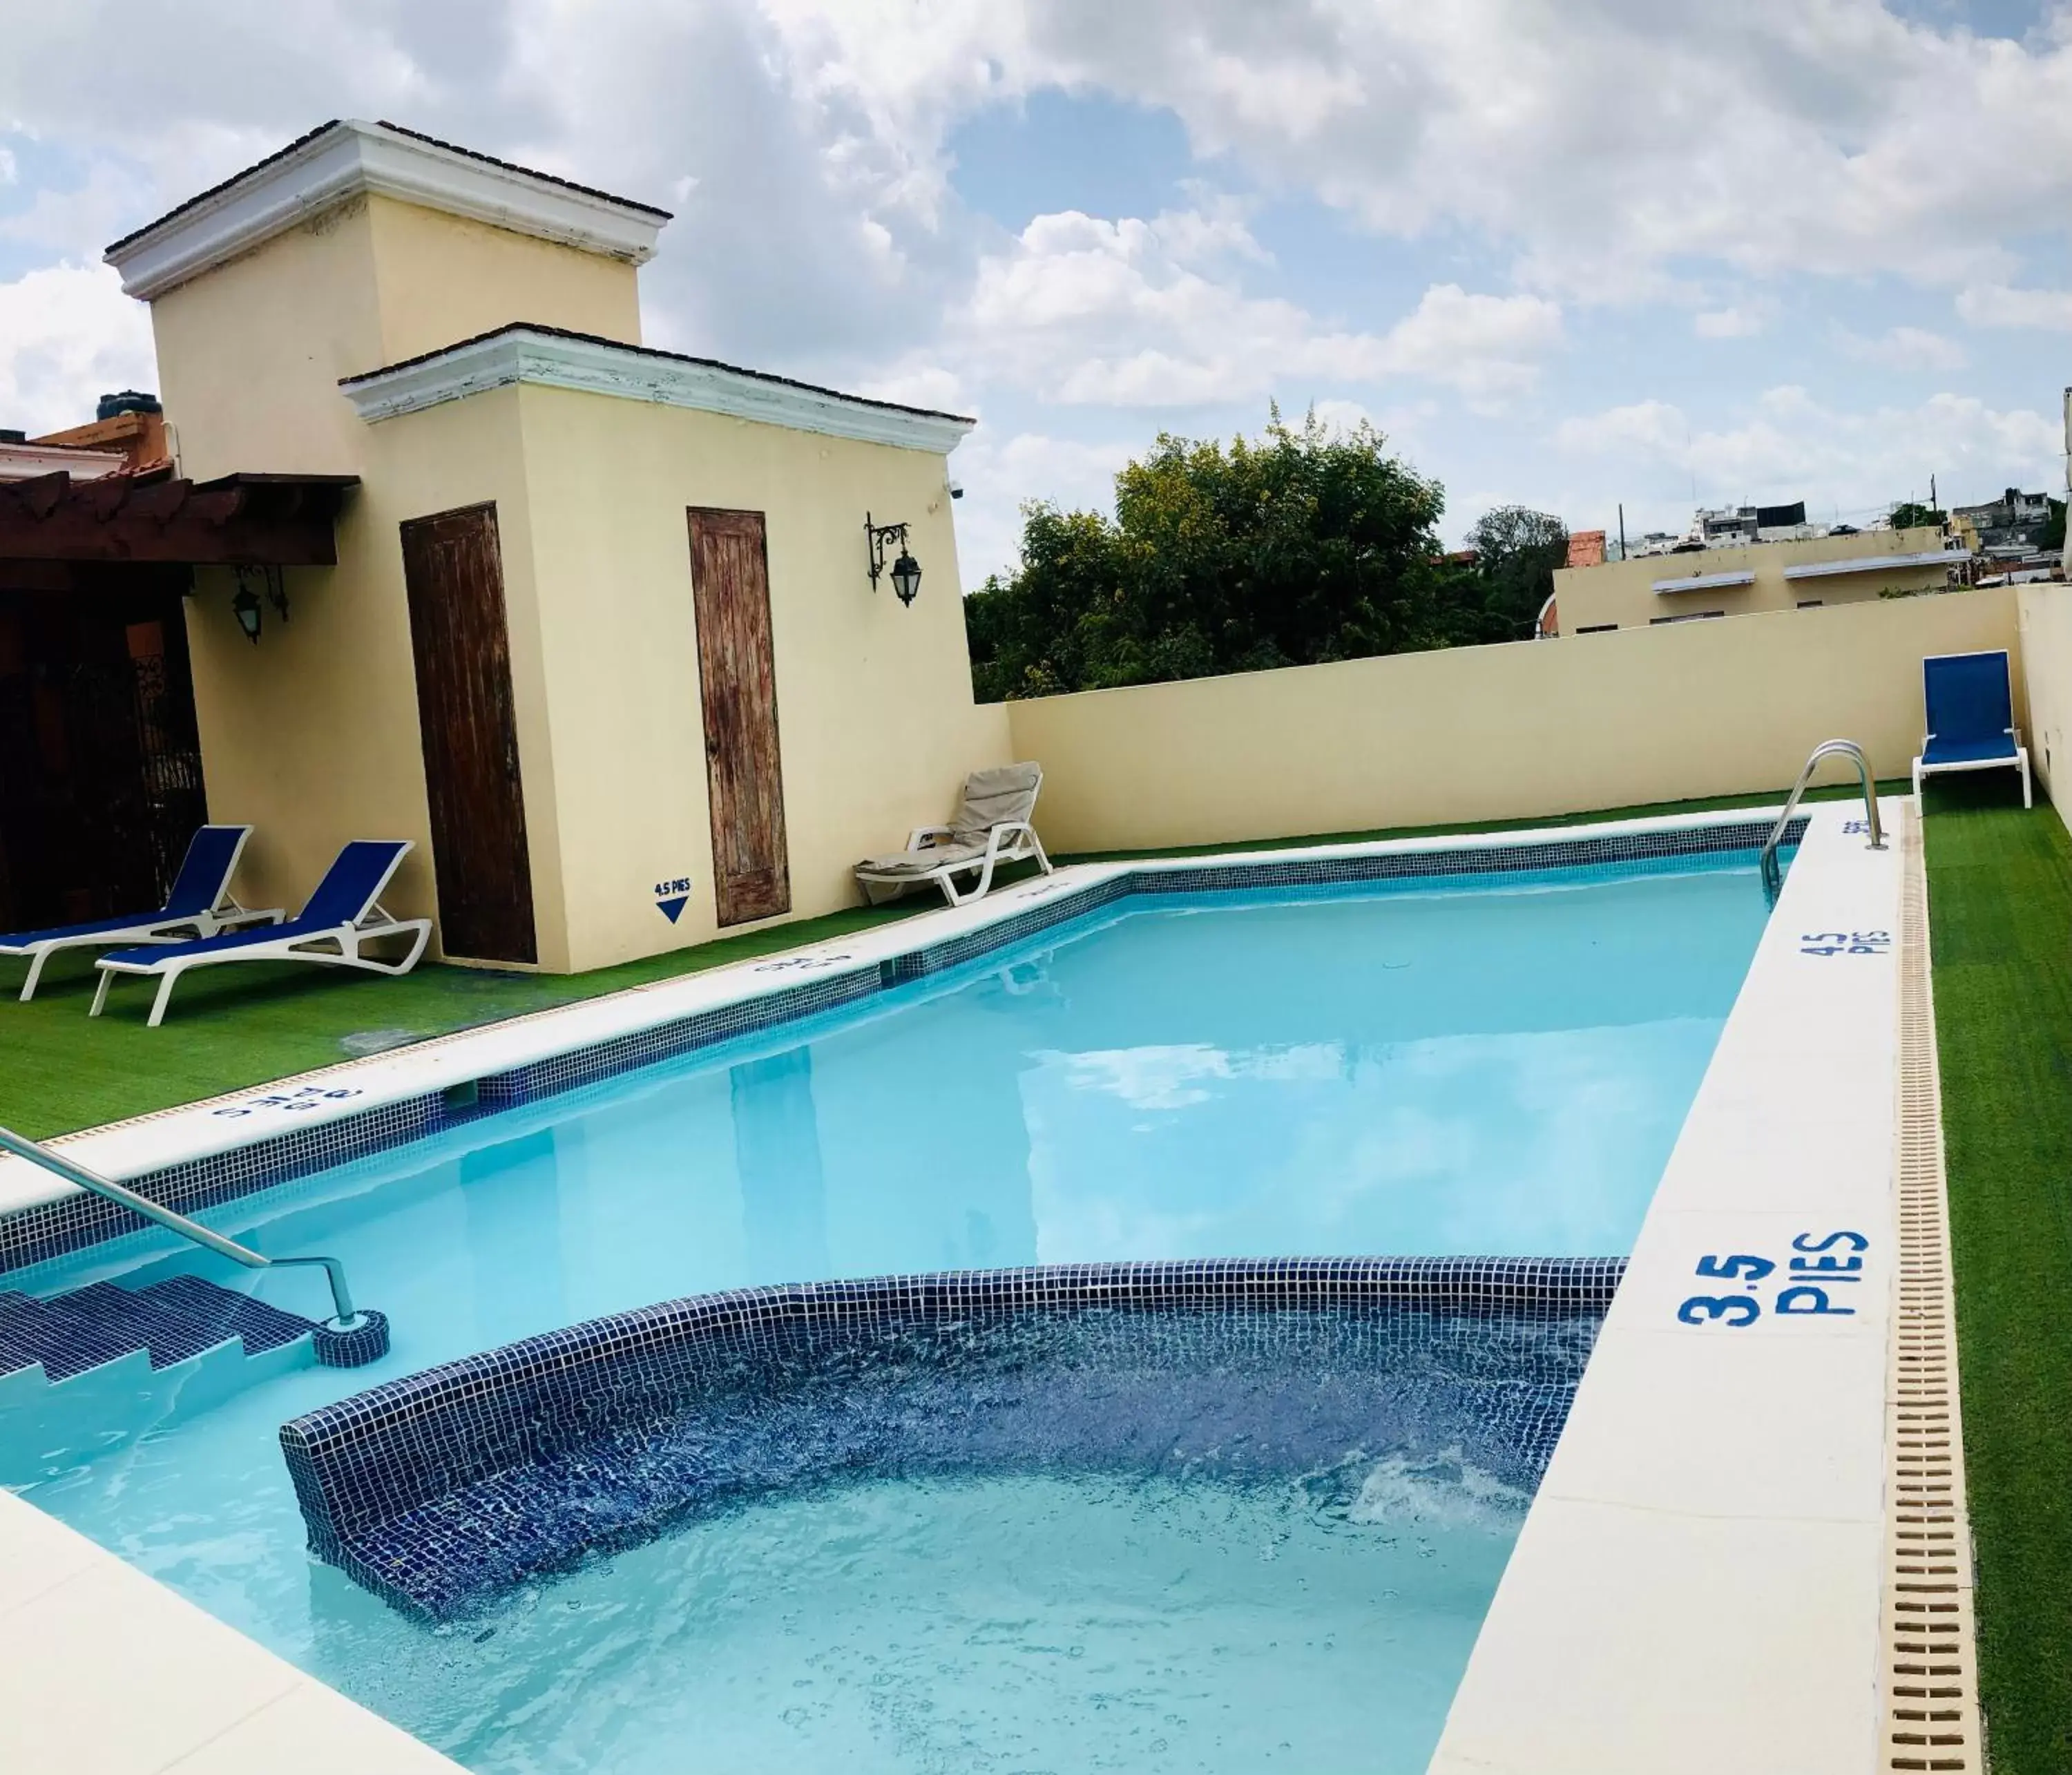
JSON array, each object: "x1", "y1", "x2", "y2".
[{"x1": 281, "y1": 1258, "x2": 1620, "y2": 1620}]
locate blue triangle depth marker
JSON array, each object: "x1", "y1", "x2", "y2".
[{"x1": 655, "y1": 895, "x2": 689, "y2": 925}]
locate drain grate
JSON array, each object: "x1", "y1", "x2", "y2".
[{"x1": 1887, "y1": 815, "x2": 1983, "y2": 1772}]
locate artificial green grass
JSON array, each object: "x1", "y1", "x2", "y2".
[
  {"x1": 1924, "y1": 771, "x2": 2072, "y2": 1772},
  {"x1": 0, "y1": 780, "x2": 1897, "y2": 1140},
  {"x1": 0, "y1": 898, "x2": 939, "y2": 1140}
]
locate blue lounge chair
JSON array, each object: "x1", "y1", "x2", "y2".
[
  {"x1": 0, "y1": 825, "x2": 279, "y2": 1003},
  {"x1": 90, "y1": 839, "x2": 432, "y2": 1027},
  {"x1": 1912, "y1": 650, "x2": 2032, "y2": 809}
]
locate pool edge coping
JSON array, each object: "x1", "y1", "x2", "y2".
[{"x1": 1430, "y1": 794, "x2": 1908, "y2": 1774}]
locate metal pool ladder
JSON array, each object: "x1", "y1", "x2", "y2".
[
  {"x1": 0, "y1": 1122, "x2": 390, "y2": 1366},
  {"x1": 1759, "y1": 738, "x2": 1886, "y2": 903}
]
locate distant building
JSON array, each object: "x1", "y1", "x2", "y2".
[
  {"x1": 1564, "y1": 530, "x2": 1605, "y2": 569},
  {"x1": 1549, "y1": 526, "x2": 1959, "y2": 635},
  {"x1": 1692, "y1": 500, "x2": 1825, "y2": 546},
  {"x1": 1951, "y1": 488, "x2": 2052, "y2": 561},
  {"x1": 1627, "y1": 499, "x2": 1832, "y2": 558}
]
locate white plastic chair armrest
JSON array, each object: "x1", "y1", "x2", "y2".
[{"x1": 907, "y1": 825, "x2": 955, "y2": 851}]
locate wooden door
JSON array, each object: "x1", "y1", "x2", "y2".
[
  {"x1": 687, "y1": 508, "x2": 789, "y2": 925},
  {"x1": 399, "y1": 503, "x2": 537, "y2": 963}
]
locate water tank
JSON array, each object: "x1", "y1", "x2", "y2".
[{"x1": 96, "y1": 390, "x2": 162, "y2": 420}]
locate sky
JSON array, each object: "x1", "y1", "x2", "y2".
[{"x1": 3, "y1": 0, "x2": 2071, "y2": 583}]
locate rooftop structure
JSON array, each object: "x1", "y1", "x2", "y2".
[
  {"x1": 0, "y1": 117, "x2": 994, "y2": 970},
  {"x1": 1551, "y1": 524, "x2": 1958, "y2": 634}
]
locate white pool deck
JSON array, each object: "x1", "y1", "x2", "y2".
[{"x1": 0, "y1": 800, "x2": 1916, "y2": 1773}]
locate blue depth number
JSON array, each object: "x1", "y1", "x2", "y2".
[
  {"x1": 1800, "y1": 930, "x2": 1890, "y2": 957},
  {"x1": 1676, "y1": 1230, "x2": 1867, "y2": 1327}
]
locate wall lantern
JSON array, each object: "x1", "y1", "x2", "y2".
[
  {"x1": 865, "y1": 513, "x2": 923, "y2": 608},
  {"x1": 230, "y1": 566, "x2": 289, "y2": 644},
  {"x1": 231, "y1": 583, "x2": 262, "y2": 643}
]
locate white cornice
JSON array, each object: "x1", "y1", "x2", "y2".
[
  {"x1": 340, "y1": 327, "x2": 976, "y2": 455},
  {"x1": 106, "y1": 121, "x2": 668, "y2": 300}
]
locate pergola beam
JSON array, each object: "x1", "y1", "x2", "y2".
[{"x1": 0, "y1": 470, "x2": 356, "y2": 565}]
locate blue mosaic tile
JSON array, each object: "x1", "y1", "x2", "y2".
[
  {"x1": 0, "y1": 1275, "x2": 318, "y2": 1381},
  {"x1": 280, "y1": 1256, "x2": 1623, "y2": 1619},
  {"x1": 0, "y1": 818, "x2": 1796, "y2": 1277}
]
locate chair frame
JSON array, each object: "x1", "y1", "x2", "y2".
[
  {"x1": 0, "y1": 826, "x2": 282, "y2": 1003},
  {"x1": 90, "y1": 844, "x2": 432, "y2": 1027},
  {"x1": 856, "y1": 762, "x2": 1056, "y2": 912},
  {"x1": 1912, "y1": 650, "x2": 2033, "y2": 810}
]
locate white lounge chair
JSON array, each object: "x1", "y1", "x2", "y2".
[
  {"x1": 90, "y1": 839, "x2": 432, "y2": 1026},
  {"x1": 855, "y1": 762, "x2": 1054, "y2": 907},
  {"x1": 0, "y1": 825, "x2": 280, "y2": 1002}
]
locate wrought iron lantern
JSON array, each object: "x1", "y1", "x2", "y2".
[
  {"x1": 865, "y1": 514, "x2": 922, "y2": 607},
  {"x1": 231, "y1": 582, "x2": 262, "y2": 644},
  {"x1": 230, "y1": 566, "x2": 289, "y2": 643},
  {"x1": 889, "y1": 546, "x2": 921, "y2": 606}
]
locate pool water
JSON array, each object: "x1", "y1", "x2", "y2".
[
  {"x1": 3, "y1": 862, "x2": 1772, "y2": 1773},
  {"x1": 376, "y1": 1466, "x2": 1523, "y2": 1775}
]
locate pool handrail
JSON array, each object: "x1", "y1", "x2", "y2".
[
  {"x1": 0, "y1": 1122, "x2": 363, "y2": 1329},
  {"x1": 1761, "y1": 738, "x2": 1885, "y2": 901}
]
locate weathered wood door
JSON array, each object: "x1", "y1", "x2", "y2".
[
  {"x1": 687, "y1": 507, "x2": 789, "y2": 925},
  {"x1": 399, "y1": 503, "x2": 537, "y2": 963}
]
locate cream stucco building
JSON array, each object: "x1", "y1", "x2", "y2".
[
  {"x1": 1551, "y1": 526, "x2": 1959, "y2": 636},
  {"x1": 81, "y1": 120, "x2": 1011, "y2": 973}
]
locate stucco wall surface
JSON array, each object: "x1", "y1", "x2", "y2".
[
  {"x1": 2017, "y1": 582, "x2": 2072, "y2": 810},
  {"x1": 186, "y1": 385, "x2": 556, "y2": 960},
  {"x1": 1004, "y1": 586, "x2": 2021, "y2": 855},
  {"x1": 148, "y1": 196, "x2": 385, "y2": 482},
  {"x1": 164, "y1": 195, "x2": 651, "y2": 970},
  {"x1": 363, "y1": 193, "x2": 641, "y2": 361},
  {"x1": 510, "y1": 381, "x2": 1011, "y2": 972}
]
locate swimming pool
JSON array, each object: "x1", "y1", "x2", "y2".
[{"x1": 2, "y1": 852, "x2": 1775, "y2": 1772}]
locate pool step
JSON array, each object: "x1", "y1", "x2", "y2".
[{"x1": 0, "y1": 1276, "x2": 319, "y2": 1383}]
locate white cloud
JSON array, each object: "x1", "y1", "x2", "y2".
[
  {"x1": 0, "y1": 147, "x2": 16, "y2": 186},
  {"x1": 1694, "y1": 304, "x2": 1772, "y2": 340},
  {"x1": 946, "y1": 423, "x2": 1140, "y2": 584},
  {"x1": 959, "y1": 208, "x2": 1560, "y2": 410},
  {"x1": 1555, "y1": 386, "x2": 2059, "y2": 519},
  {"x1": 749, "y1": 0, "x2": 2072, "y2": 300},
  {"x1": 1837, "y1": 325, "x2": 1968, "y2": 372},
  {"x1": 0, "y1": 3, "x2": 2064, "y2": 578},
  {"x1": 0, "y1": 261, "x2": 155, "y2": 436},
  {"x1": 1956, "y1": 283, "x2": 2072, "y2": 331}
]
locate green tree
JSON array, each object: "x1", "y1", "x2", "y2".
[
  {"x1": 2043, "y1": 497, "x2": 2066, "y2": 555},
  {"x1": 1456, "y1": 506, "x2": 1569, "y2": 643},
  {"x1": 964, "y1": 408, "x2": 1459, "y2": 702},
  {"x1": 1889, "y1": 502, "x2": 1945, "y2": 530}
]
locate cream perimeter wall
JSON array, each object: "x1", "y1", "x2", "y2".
[
  {"x1": 1006, "y1": 588, "x2": 2022, "y2": 855},
  {"x1": 508, "y1": 382, "x2": 1012, "y2": 971},
  {"x1": 2017, "y1": 582, "x2": 2072, "y2": 814}
]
